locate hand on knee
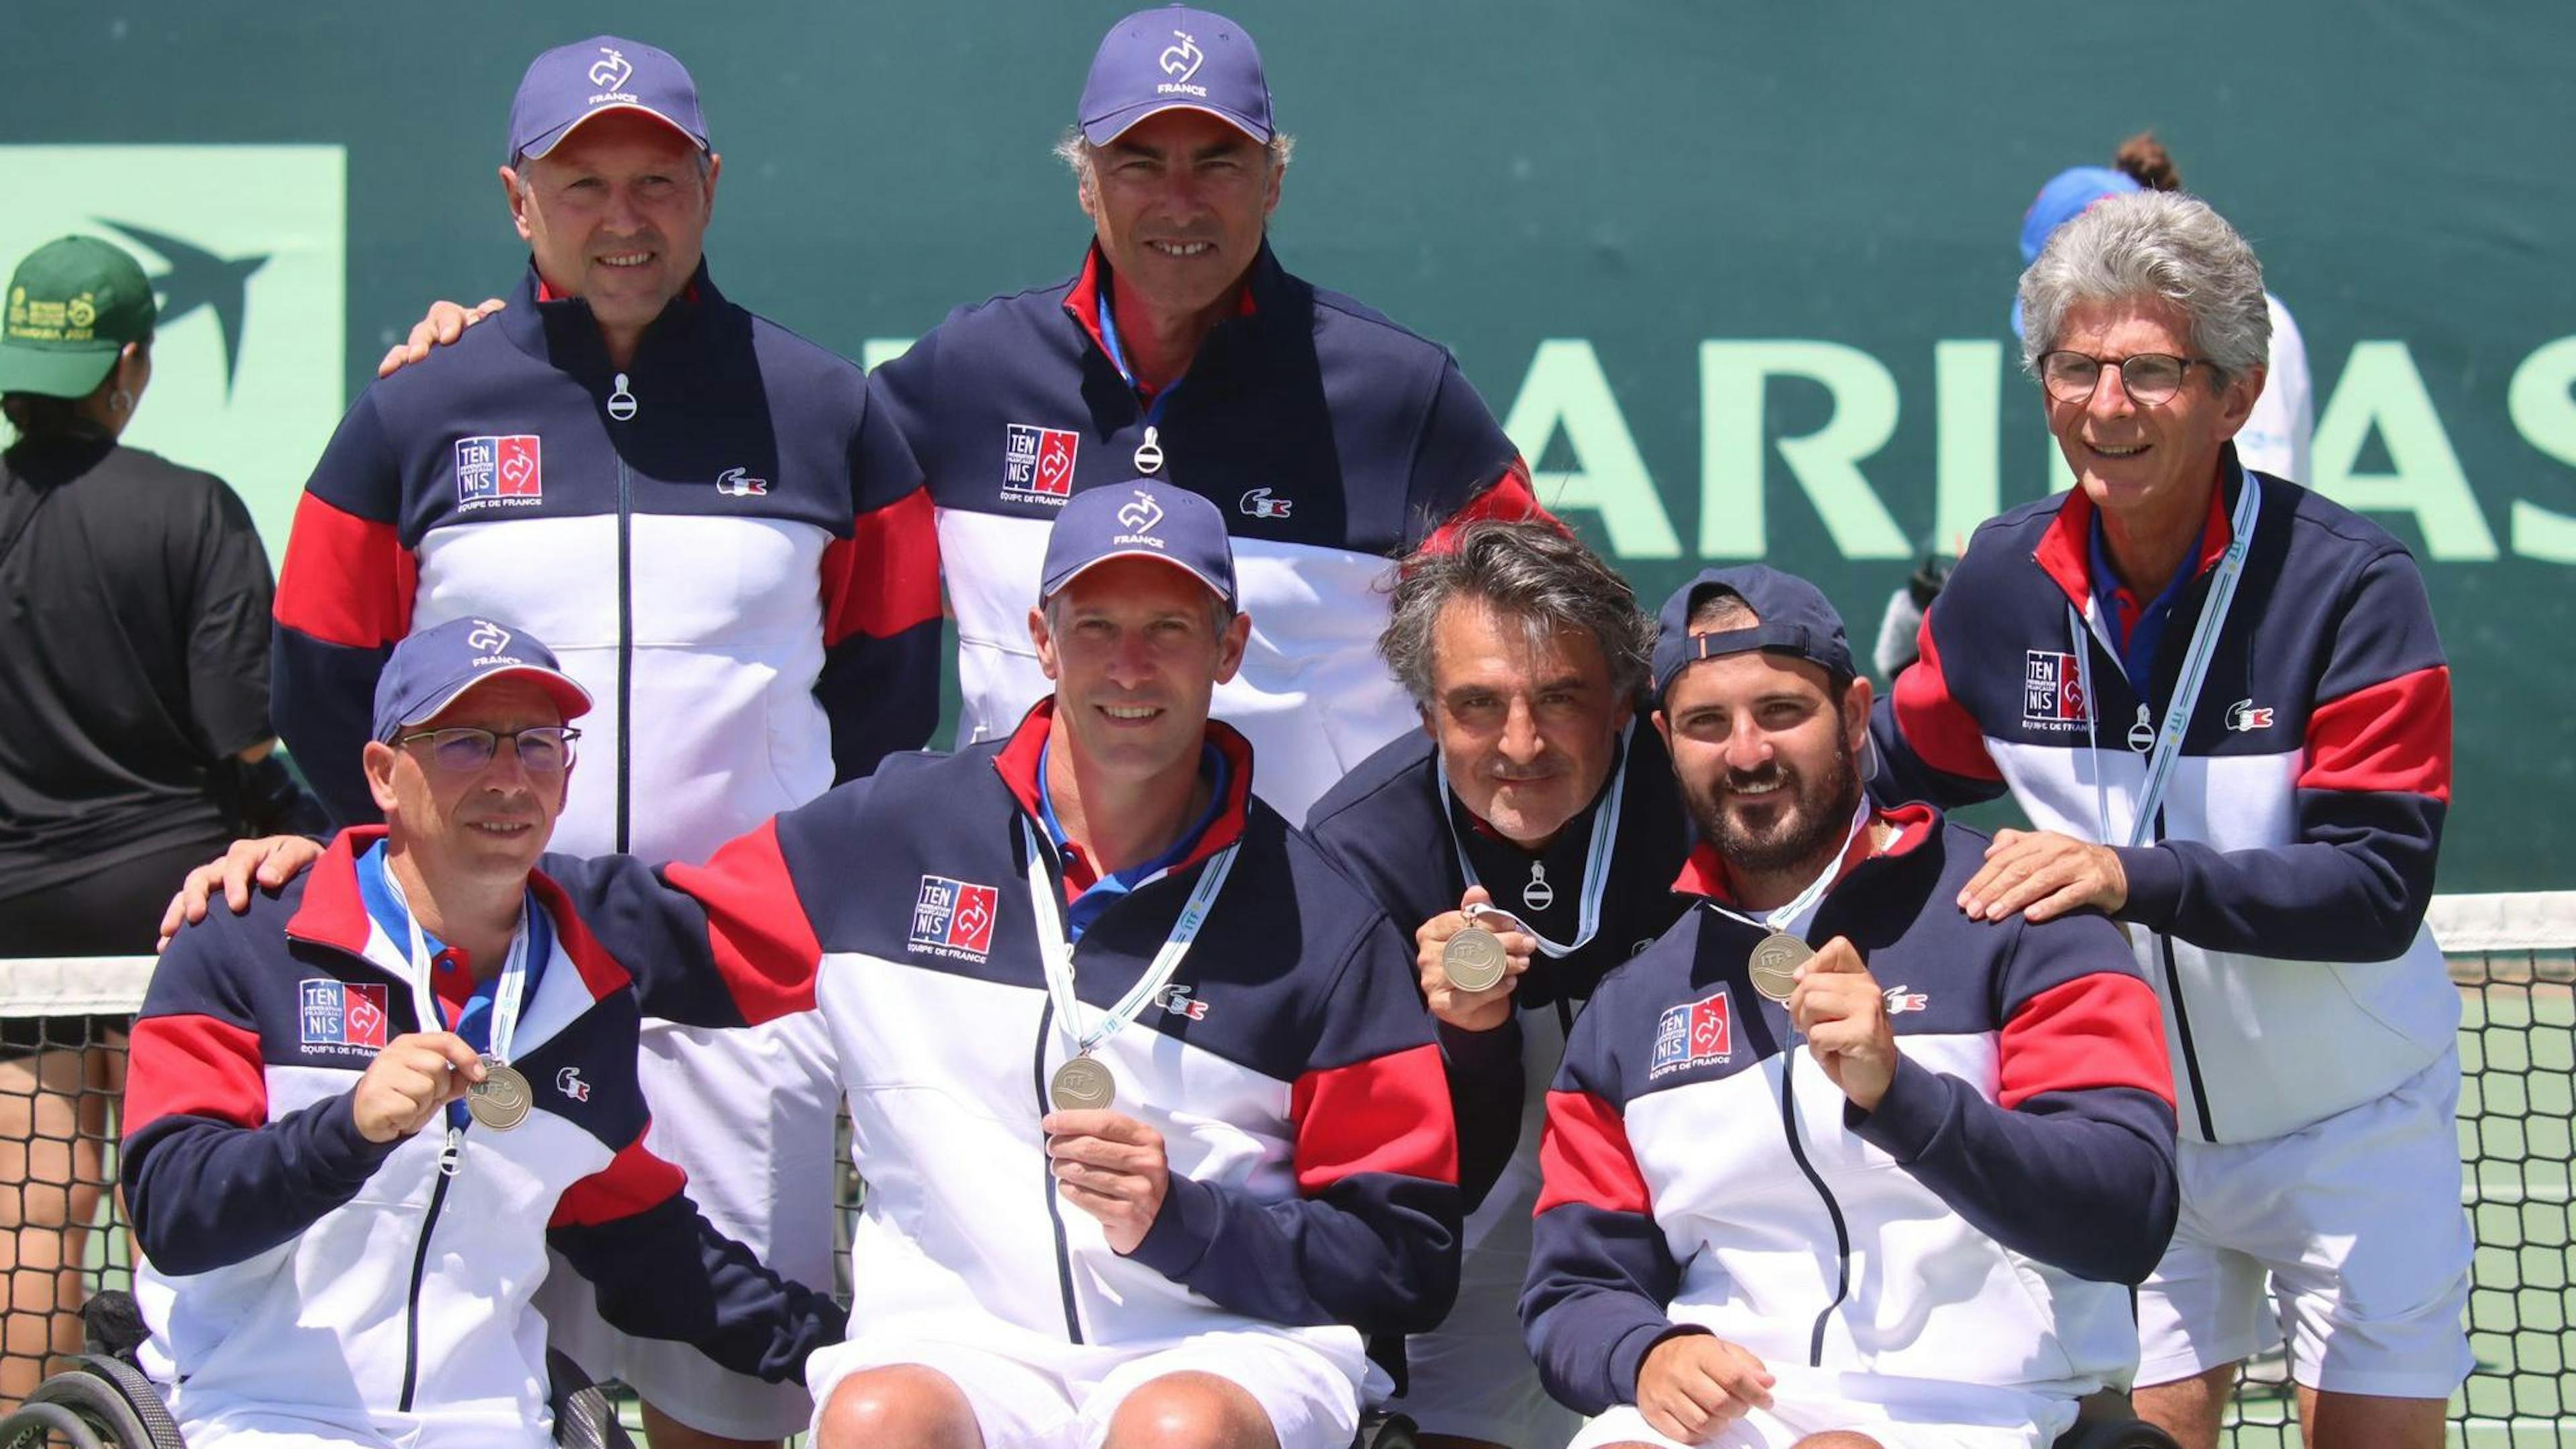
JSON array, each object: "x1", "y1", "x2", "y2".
[
  {"x1": 815, "y1": 1364, "x2": 982, "y2": 1449},
  {"x1": 1102, "y1": 1371, "x2": 1277, "y2": 1449}
]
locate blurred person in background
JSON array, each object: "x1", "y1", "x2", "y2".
[{"x1": 0, "y1": 234, "x2": 315, "y2": 1407}]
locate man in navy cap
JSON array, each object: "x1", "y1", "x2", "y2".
[
  {"x1": 127, "y1": 617, "x2": 843, "y2": 1449},
  {"x1": 1521, "y1": 568, "x2": 2178, "y2": 1449},
  {"x1": 179, "y1": 484, "x2": 1464, "y2": 1449},
  {"x1": 263, "y1": 34, "x2": 937, "y2": 1449}
]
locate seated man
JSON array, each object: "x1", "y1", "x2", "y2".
[
  {"x1": 125, "y1": 618, "x2": 842, "y2": 1448},
  {"x1": 174, "y1": 483, "x2": 1462, "y2": 1449},
  {"x1": 1521, "y1": 568, "x2": 2180, "y2": 1449},
  {"x1": 1306, "y1": 519, "x2": 1692, "y2": 1449}
]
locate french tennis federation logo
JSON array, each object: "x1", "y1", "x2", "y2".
[
  {"x1": 1003, "y1": 424, "x2": 1078, "y2": 506},
  {"x1": 1650, "y1": 991, "x2": 1731, "y2": 1079},
  {"x1": 455, "y1": 435, "x2": 543, "y2": 511},
  {"x1": 2022, "y1": 649, "x2": 2085, "y2": 728},
  {"x1": 299, "y1": 979, "x2": 389, "y2": 1050},
  {"x1": 910, "y1": 875, "x2": 1000, "y2": 961}
]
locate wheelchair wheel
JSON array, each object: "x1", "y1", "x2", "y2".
[
  {"x1": 0, "y1": 1399, "x2": 111, "y2": 1449},
  {"x1": 7, "y1": 1355, "x2": 184, "y2": 1449}
]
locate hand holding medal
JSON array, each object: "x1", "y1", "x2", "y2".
[
  {"x1": 1782, "y1": 937, "x2": 1898, "y2": 1111},
  {"x1": 1042, "y1": 1108, "x2": 1171, "y2": 1254},
  {"x1": 1413, "y1": 885, "x2": 1536, "y2": 1032}
]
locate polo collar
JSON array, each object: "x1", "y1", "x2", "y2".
[
  {"x1": 991, "y1": 698, "x2": 1256, "y2": 882},
  {"x1": 1671, "y1": 800, "x2": 1939, "y2": 906},
  {"x1": 2033, "y1": 443, "x2": 2244, "y2": 611}
]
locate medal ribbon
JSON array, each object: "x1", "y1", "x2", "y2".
[
  {"x1": 1020, "y1": 818, "x2": 1238, "y2": 1061},
  {"x1": 2068, "y1": 477, "x2": 2261, "y2": 848},
  {"x1": 375, "y1": 857, "x2": 537, "y2": 1173},
  {"x1": 1699, "y1": 797, "x2": 1873, "y2": 943},
  {"x1": 1434, "y1": 720, "x2": 1634, "y2": 957}
]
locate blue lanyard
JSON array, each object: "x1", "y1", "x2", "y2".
[{"x1": 1097, "y1": 288, "x2": 1183, "y2": 429}]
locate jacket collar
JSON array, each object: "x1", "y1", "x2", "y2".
[
  {"x1": 496, "y1": 257, "x2": 722, "y2": 367},
  {"x1": 287, "y1": 826, "x2": 631, "y2": 1002},
  {"x1": 2033, "y1": 442, "x2": 2245, "y2": 611},
  {"x1": 1670, "y1": 800, "x2": 1939, "y2": 907},
  {"x1": 1061, "y1": 241, "x2": 1279, "y2": 389},
  {"x1": 991, "y1": 698, "x2": 1255, "y2": 879}
]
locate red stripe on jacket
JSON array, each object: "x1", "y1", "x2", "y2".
[
  {"x1": 659, "y1": 820, "x2": 824, "y2": 1027},
  {"x1": 1890, "y1": 616, "x2": 2004, "y2": 784},
  {"x1": 123, "y1": 1015, "x2": 267, "y2": 1134},
  {"x1": 1534, "y1": 1089, "x2": 1650, "y2": 1216},
  {"x1": 2299, "y1": 665, "x2": 2452, "y2": 802},
  {"x1": 1289, "y1": 1044, "x2": 1458, "y2": 1193},
  {"x1": 549, "y1": 1132, "x2": 689, "y2": 1230},
  {"x1": 821, "y1": 486, "x2": 943, "y2": 647},
  {"x1": 272, "y1": 493, "x2": 417, "y2": 647},
  {"x1": 1419, "y1": 458, "x2": 1552, "y2": 554},
  {"x1": 1997, "y1": 974, "x2": 2176, "y2": 1112}
]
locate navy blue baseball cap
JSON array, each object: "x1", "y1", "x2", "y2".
[
  {"x1": 372, "y1": 617, "x2": 592, "y2": 744},
  {"x1": 1652, "y1": 566, "x2": 1861, "y2": 702},
  {"x1": 1040, "y1": 481, "x2": 1238, "y2": 608},
  {"x1": 507, "y1": 36, "x2": 710, "y2": 165},
  {"x1": 2013, "y1": 165, "x2": 2141, "y2": 335},
  {"x1": 1080, "y1": 6, "x2": 1274, "y2": 146}
]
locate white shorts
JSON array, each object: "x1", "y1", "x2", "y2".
[
  {"x1": 181, "y1": 1409, "x2": 543, "y2": 1449},
  {"x1": 1388, "y1": 1004, "x2": 1579, "y2": 1448},
  {"x1": 1568, "y1": 1371, "x2": 2077, "y2": 1449},
  {"x1": 2137, "y1": 1045, "x2": 2473, "y2": 1399},
  {"x1": 805, "y1": 1320, "x2": 1363, "y2": 1449},
  {"x1": 538, "y1": 1013, "x2": 843, "y2": 1440}
]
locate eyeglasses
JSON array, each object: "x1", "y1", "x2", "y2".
[
  {"x1": 2037, "y1": 351, "x2": 2215, "y2": 407},
  {"x1": 396, "y1": 725, "x2": 580, "y2": 775}
]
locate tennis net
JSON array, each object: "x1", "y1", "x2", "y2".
[{"x1": 1, "y1": 892, "x2": 2568, "y2": 1445}]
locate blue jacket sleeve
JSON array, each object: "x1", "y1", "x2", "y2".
[
  {"x1": 1124, "y1": 916, "x2": 1462, "y2": 1334},
  {"x1": 2112, "y1": 550, "x2": 2449, "y2": 961},
  {"x1": 551, "y1": 1183, "x2": 844, "y2": 1384},
  {"x1": 817, "y1": 376, "x2": 942, "y2": 782},
  {"x1": 1849, "y1": 912, "x2": 2179, "y2": 1285}
]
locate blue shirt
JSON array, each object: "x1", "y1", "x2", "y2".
[
  {"x1": 1037, "y1": 741, "x2": 1229, "y2": 941},
  {"x1": 2088, "y1": 508, "x2": 2212, "y2": 697}
]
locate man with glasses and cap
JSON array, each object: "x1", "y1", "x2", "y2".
[
  {"x1": 124, "y1": 617, "x2": 843, "y2": 1449},
  {"x1": 1870, "y1": 191, "x2": 2467, "y2": 1448},
  {"x1": 1521, "y1": 566, "x2": 2178, "y2": 1449},
  {"x1": 1304, "y1": 519, "x2": 1692, "y2": 1449},
  {"x1": 166, "y1": 481, "x2": 1464, "y2": 1448},
  {"x1": 262, "y1": 34, "x2": 938, "y2": 1448}
]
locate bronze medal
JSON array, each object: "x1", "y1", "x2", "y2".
[
  {"x1": 466, "y1": 1055, "x2": 532, "y2": 1131},
  {"x1": 1441, "y1": 925, "x2": 1510, "y2": 994},
  {"x1": 1748, "y1": 932, "x2": 1812, "y2": 1004},
  {"x1": 1049, "y1": 1055, "x2": 1118, "y2": 1112}
]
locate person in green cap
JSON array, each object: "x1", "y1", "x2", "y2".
[{"x1": 0, "y1": 234, "x2": 314, "y2": 1407}]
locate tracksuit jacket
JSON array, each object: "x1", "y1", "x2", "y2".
[
  {"x1": 1304, "y1": 719, "x2": 1695, "y2": 1211},
  {"x1": 1872, "y1": 451, "x2": 2454, "y2": 1144},
  {"x1": 271, "y1": 262, "x2": 941, "y2": 863},
  {"x1": 870, "y1": 242, "x2": 1534, "y2": 821},
  {"x1": 1521, "y1": 806, "x2": 2179, "y2": 1415},
  {"x1": 537, "y1": 702, "x2": 1463, "y2": 1356},
  {"x1": 121, "y1": 828, "x2": 841, "y2": 1446}
]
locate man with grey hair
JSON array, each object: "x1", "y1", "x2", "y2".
[
  {"x1": 1307, "y1": 519, "x2": 1690, "y2": 1449},
  {"x1": 1872, "y1": 190, "x2": 2468, "y2": 1447}
]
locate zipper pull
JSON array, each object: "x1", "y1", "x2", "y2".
[
  {"x1": 437, "y1": 1125, "x2": 462, "y2": 1178},
  {"x1": 1132, "y1": 425, "x2": 1164, "y2": 474},
  {"x1": 606, "y1": 372, "x2": 638, "y2": 421},
  {"x1": 2127, "y1": 703, "x2": 2155, "y2": 753}
]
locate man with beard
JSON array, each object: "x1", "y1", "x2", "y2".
[
  {"x1": 1520, "y1": 566, "x2": 2179, "y2": 1449},
  {"x1": 1305, "y1": 519, "x2": 1691, "y2": 1449}
]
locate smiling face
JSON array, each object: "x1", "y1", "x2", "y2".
[
  {"x1": 2043, "y1": 294, "x2": 2261, "y2": 535},
  {"x1": 364, "y1": 676, "x2": 570, "y2": 893},
  {"x1": 1424, "y1": 597, "x2": 1632, "y2": 849},
  {"x1": 1030, "y1": 555, "x2": 1251, "y2": 787},
  {"x1": 1079, "y1": 108, "x2": 1280, "y2": 323},
  {"x1": 504, "y1": 109, "x2": 718, "y2": 339},
  {"x1": 1656, "y1": 649, "x2": 1870, "y2": 889}
]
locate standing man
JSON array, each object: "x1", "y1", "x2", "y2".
[
  {"x1": 1305, "y1": 519, "x2": 1690, "y2": 1449},
  {"x1": 127, "y1": 618, "x2": 842, "y2": 1448},
  {"x1": 1873, "y1": 191, "x2": 2468, "y2": 1448},
  {"x1": 268, "y1": 36, "x2": 938, "y2": 1449},
  {"x1": 873, "y1": 4, "x2": 1540, "y2": 820},
  {"x1": 1524, "y1": 568, "x2": 2178, "y2": 1449}
]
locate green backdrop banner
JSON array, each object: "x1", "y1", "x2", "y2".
[{"x1": 7, "y1": 2, "x2": 2569, "y2": 888}]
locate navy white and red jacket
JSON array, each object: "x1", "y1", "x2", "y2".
[
  {"x1": 538, "y1": 702, "x2": 1462, "y2": 1356},
  {"x1": 1871, "y1": 450, "x2": 2454, "y2": 1144},
  {"x1": 1305, "y1": 719, "x2": 1695, "y2": 1210},
  {"x1": 271, "y1": 262, "x2": 941, "y2": 864},
  {"x1": 1520, "y1": 807, "x2": 2178, "y2": 1415},
  {"x1": 869, "y1": 242, "x2": 1535, "y2": 821},
  {"x1": 123, "y1": 828, "x2": 841, "y2": 1447}
]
